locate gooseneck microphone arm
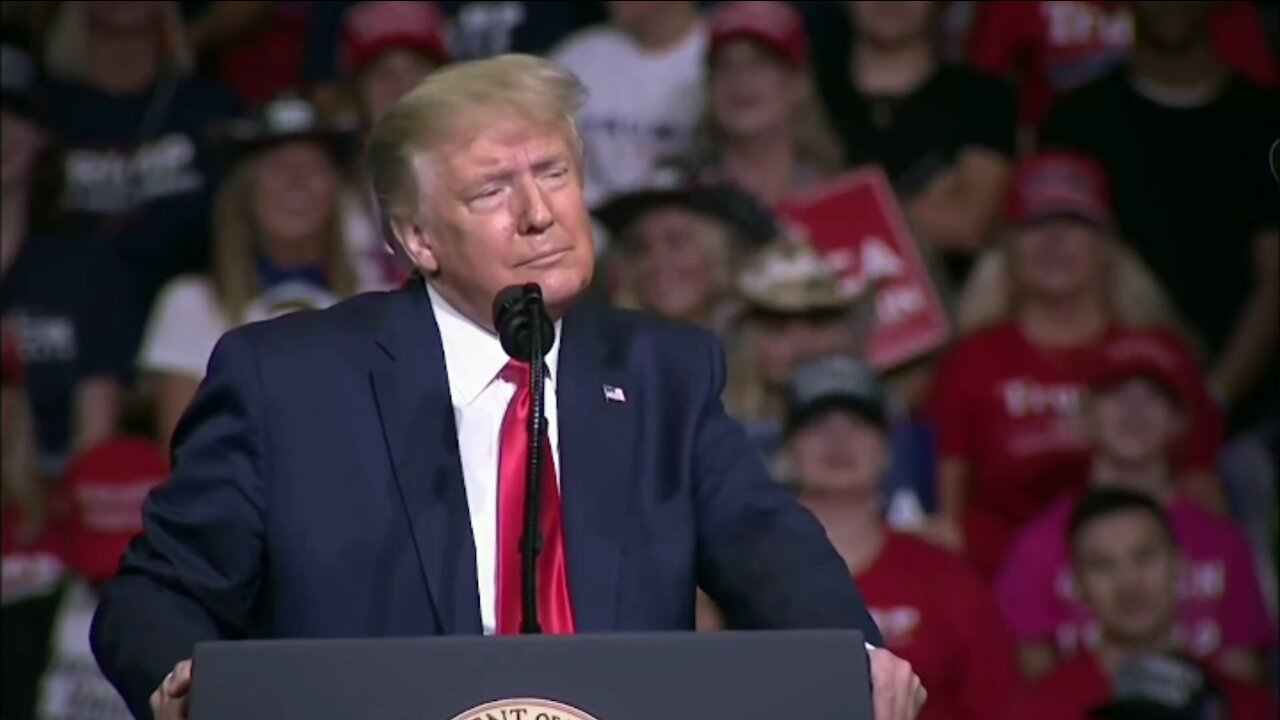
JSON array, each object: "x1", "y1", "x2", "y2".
[{"x1": 492, "y1": 283, "x2": 554, "y2": 635}]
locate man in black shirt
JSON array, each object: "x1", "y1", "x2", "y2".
[
  {"x1": 1043, "y1": 0, "x2": 1279, "y2": 430},
  {"x1": 811, "y1": 0, "x2": 1017, "y2": 289}
]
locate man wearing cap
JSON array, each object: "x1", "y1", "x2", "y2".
[
  {"x1": 786, "y1": 356, "x2": 1019, "y2": 720},
  {"x1": 1006, "y1": 489, "x2": 1274, "y2": 720},
  {"x1": 996, "y1": 329, "x2": 1273, "y2": 684},
  {"x1": 91, "y1": 55, "x2": 926, "y2": 720},
  {"x1": 594, "y1": 161, "x2": 776, "y2": 332}
]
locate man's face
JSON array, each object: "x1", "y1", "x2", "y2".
[
  {"x1": 1090, "y1": 378, "x2": 1183, "y2": 468},
  {"x1": 789, "y1": 409, "x2": 889, "y2": 495},
  {"x1": 849, "y1": 1, "x2": 936, "y2": 50},
  {"x1": 404, "y1": 118, "x2": 596, "y2": 326},
  {"x1": 754, "y1": 312, "x2": 857, "y2": 387},
  {"x1": 1130, "y1": 1, "x2": 1212, "y2": 55},
  {"x1": 1074, "y1": 511, "x2": 1179, "y2": 646}
]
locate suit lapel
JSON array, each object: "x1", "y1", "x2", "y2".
[
  {"x1": 370, "y1": 282, "x2": 482, "y2": 635},
  {"x1": 558, "y1": 303, "x2": 633, "y2": 632}
]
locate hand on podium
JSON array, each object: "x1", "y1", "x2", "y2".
[
  {"x1": 151, "y1": 659, "x2": 193, "y2": 719},
  {"x1": 870, "y1": 649, "x2": 927, "y2": 720}
]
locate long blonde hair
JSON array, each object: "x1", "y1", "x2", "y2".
[
  {"x1": 956, "y1": 232, "x2": 1184, "y2": 335},
  {"x1": 698, "y1": 62, "x2": 843, "y2": 180},
  {"x1": 211, "y1": 159, "x2": 357, "y2": 323}
]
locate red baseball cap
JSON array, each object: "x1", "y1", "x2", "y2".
[
  {"x1": 342, "y1": 1, "x2": 451, "y2": 74},
  {"x1": 1089, "y1": 330, "x2": 1193, "y2": 407},
  {"x1": 708, "y1": 1, "x2": 809, "y2": 67},
  {"x1": 63, "y1": 437, "x2": 168, "y2": 584},
  {"x1": 1006, "y1": 151, "x2": 1112, "y2": 227}
]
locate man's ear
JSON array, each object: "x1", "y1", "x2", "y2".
[{"x1": 391, "y1": 215, "x2": 440, "y2": 274}]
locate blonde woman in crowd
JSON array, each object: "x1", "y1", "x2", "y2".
[
  {"x1": 690, "y1": 1, "x2": 842, "y2": 205},
  {"x1": 138, "y1": 95, "x2": 359, "y2": 449},
  {"x1": 922, "y1": 151, "x2": 1226, "y2": 581}
]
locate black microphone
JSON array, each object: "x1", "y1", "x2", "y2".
[{"x1": 491, "y1": 283, "x2": 553, "y2": 634}]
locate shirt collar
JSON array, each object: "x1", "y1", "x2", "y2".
[{"x1": 426, "y1": 280, "x2": 560, "y2": 406}]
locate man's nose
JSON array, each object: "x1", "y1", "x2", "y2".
[{"x1": 516, "y1": 178, "x2": 554, "y2": 236}]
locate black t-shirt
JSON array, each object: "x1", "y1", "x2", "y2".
[
  {"x1": 0, "y1": 580, "x2": 62, "y2": 720},
  {"x1": 819, "y1": 61, "x2": 1016, "y2": 288},
  {"x1": 0, "y1": 227, "x2": 137, "y2": 474},
  {"x1": 1043, "y1": 68, "x2": 1279, "y2": 426},
  {"x1": 1044, "y1": 68, "x2": 1279, "y2": 356},
  {"x1": 822, "y1": 63, "x2": 1017, "y2": 197},
  {"x1": 47, "y1": 74, "x2": 240, "y2": 314}
]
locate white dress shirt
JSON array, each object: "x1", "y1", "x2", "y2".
[{"x1": 426, "y1": 282, "x2": 561, "y2": 636}]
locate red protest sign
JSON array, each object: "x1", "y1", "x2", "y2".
[{"x1": 777, "y1": 167, "x2": 951, "y2": 370}]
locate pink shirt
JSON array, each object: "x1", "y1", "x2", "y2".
[{"x1": 995, "y1": 495, "x2": 1275, "y2": 660}]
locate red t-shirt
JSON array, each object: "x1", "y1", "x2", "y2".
[
  {"x1": 1006, "y1": 653, "x2": 1275, "y2": 720},
  {"x1": 969, "y1": 1, "x2": 1279, "y2": 129},
  {"x1": 924, "y1": 323, "x2": 1222, "y2": 580},
  {"x1": 856, "y1": 532, "x2": 1021, "y2": 720}
]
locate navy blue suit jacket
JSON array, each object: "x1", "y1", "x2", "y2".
[{"x1": 91, "y1": 282, "x2": 881, "y2": 716}]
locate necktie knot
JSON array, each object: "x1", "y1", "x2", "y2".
[{"x1": 500, "y1": 359, "x2": 529, "y2": 388}]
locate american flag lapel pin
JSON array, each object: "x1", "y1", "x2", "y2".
[{"x1": 602, "y1": 384, "x2": 627, "y2": 403}]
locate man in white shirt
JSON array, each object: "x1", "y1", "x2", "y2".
[
  {"x1": 91, "y1": 54, "x2": 927, "y2": 720},
  {"x1": 552, "y1": 1, "x2": 708, "y2": 209}
]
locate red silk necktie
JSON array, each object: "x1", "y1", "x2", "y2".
[{"x1": 496, "y1": 360, "x2": 576, "y2": 635}]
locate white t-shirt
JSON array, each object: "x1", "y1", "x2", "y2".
[
  {"x1": 552, "y1": 23, "x2": 707, "y2": 209},
  {"x1": 138, "y1": 276, "x2": 341, "y2": 380}
]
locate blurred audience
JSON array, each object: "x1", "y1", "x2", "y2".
[
  {"x1": 996, "y1": 330, "x2": 1270, "y2": 684},
  {"x1": 725, "y1": 241, "x2": 869, "y2": 458},
  {"x1": 2, "y1": 437, "x2": 166, "y2": 720},
  {"x1": 1006, "y1": 489, "x2": 1275, "y2": 720},
  {"x1": 183, "y1": 1, "x2": 311, "y2": 107},
  {"x1": 41, "y1": 0, "x2": 241, "y2": 367},
  {"x1": 789, "y1": 355, "x2": 1020, "y2": 720},
  {"x1": 138, "y1": 94, "x2": 359, "y2": 448},
  {"x1": 818, "y1": 0, "x2": 1016, "y2": 290},
  {"x1": 552, "y1": 1, "x2": 706, "y2": 209},
  {"x1": 336, "y1": 1, "x2": 452, "y2": 291},
  {"x1": 596, "y1": 170, "x2": 776, "y2": 332},
  {"x1": 341, "y1": 1, "x2": 451, "y2": 127},
  {"x1": 684, "y1": 1, "x2": 841, "y2": 206},
  {"x1": 1043, "y1": 0, "x2": 1280, "y2": 431},
  {"x1": 1, "y1": 318, "x2": 66, "y2": 606},
  {"x1": 2, "y1": 29, "x2": 133, "y2": 477},
  {"x1": 924, "y1": 151, "x2": 1225, "y2": 580},
  {"x1": 969, "y1": 1, "x2": 1278, "y2": 139}
]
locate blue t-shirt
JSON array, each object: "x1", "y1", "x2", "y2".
[
  {"x1": 1, "y1": 227, "x2": 137, "y2": 474},
  {"x1": 47, "y1": 74, "x2": 241, "y2": 311}
]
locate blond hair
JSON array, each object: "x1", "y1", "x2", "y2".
[
  {"x1": 211, "y1": 161, "x2": 357, "y2": 323},
  {"x1": 699, "y1": 61, "x2": 842, "y2": 180},
  {"x1": 44, "y1": 1, "x2": 192, "y2": 83},
  {"x1": 365, "y1": 54, "x2": 587, "y2": 243},
  {"x1": 956, "y1": 233, "x2": 1183, "y2": 335}
]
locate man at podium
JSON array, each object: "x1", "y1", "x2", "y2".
[{"x1": 90, "y1": 54, "x2": 926, "y2": 720}]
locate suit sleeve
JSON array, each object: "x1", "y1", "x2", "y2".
[
  {"x1": 691, "y1": 335, "x2": 883, "y2": 646},
  {"x1": 91, "y1": 329, "x2": 268, "y2": 717}
]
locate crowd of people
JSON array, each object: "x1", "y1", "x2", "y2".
[{"x1": 0, "y1": 2, "x2": 1276, "y2": 719}]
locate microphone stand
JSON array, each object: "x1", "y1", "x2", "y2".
[{"x1": 521, "y1": 292, "x2": 546, "y2": 635}]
